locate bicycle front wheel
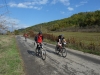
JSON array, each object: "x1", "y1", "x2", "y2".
[
  {"x1": 61, "y1": 48, "x2": 67, "y2": 57},
  {"x1": 35, "y1": 49, "x2": 38, "y2": 56},
  {"x1": 55, "y1": 47, "x2": 59, "y2": 54},
  {"x1": 41, "y1": 49, "x2": 46, "y2": 60}
]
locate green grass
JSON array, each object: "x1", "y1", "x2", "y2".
[
  {"x1": 0, "y1": 35, "x2": 24, "y2": 75},
  {"x1": 50, "y1": 32, "x2": 100, "y2": 45},
  {"x1": 45, "y1": 32, "x2": 100, "y2": 55}
]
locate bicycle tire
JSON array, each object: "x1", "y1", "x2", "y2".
[
  {"x1": 35, "y1": 49, "x2": 39, "y2": 56},
  {"x1": 41, "y1": 49, "x2": 46, "y2": 60},
  {"x1": 62, "y1": 48, "x2": 67, "y2": 57},
  {"x1": 55, "y1": 47, "x2": 59, "y2": 54}
]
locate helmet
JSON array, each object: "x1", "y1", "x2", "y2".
[
  {"x1": 60, "y1": 34, "x2": 63, "y2": 39},
  {"x1": 38, "y1": 31, "x2": 42, "y2": 35}
]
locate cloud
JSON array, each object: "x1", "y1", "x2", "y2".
[
  {"x1": 0, "y1": 16, "x2": 19, "y2": 24},
  {"x1": 8, "y1": 0, "x2": 70, "y2": 9},
  {"x1": 51, "y1": 0, "x2": 57, "y2": 4},
  {"x1": 75, "y1": 1, "x2": 88, "y2": 7},
  {"x1": 33, "y1": 6, "x2": 42, "y2": 10},
  {"x1": 16, "y1": 24, "x2": 30, "y2": 29},
  {"x1": 60, "y1": 0, "x2": 70, "y2": 6},
  {"x1": 8, "y1": 2, "x2": 29, "y2": 8},
  {"x1": 60, "y1": 11, "x2": 65, "y2": 14},
  {"x1": 67, "y1": 7, "x2": 74, "y2": 11},
  {"x1": 80, "y1": 1, "x2": 88, "y2": 4},
  {"x1": 51, "y1": 0, "x2": 70, "y2": 6},
  {"x1": 17, "y1": 3, "x2": 28, "y2": 8},
  {"x1": 8, "y1": 0, "x2": 48, "y2": 9},
  {"x1": 38, "y1": 0, "x2": 48, "y2": 4}
]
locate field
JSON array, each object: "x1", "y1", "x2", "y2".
[
  {"x1": 50, "y1": 32, "x2": 100, "y2": 45},
  {"x1": 0, "y1": 35, "x2": 24, "y2": 75},
  {"x1": 44, "y1": 32, "x2": 100, "y2": 55}
]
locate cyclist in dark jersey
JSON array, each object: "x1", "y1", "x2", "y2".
[{"x1": 56, "y1": 35, "x2": 66, "y2": 49}]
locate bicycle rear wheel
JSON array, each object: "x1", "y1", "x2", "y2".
[
  {"x1": 55, "y1": 47, "x2": 59, "y2": 54},
  {"x1": 41, "y1": 49, "x2": 46, "y2": 60},
  {"x1": 61, "y1": 48, "x2": 67, "y2": 57}
]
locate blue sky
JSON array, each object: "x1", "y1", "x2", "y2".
[{"x1": 0, "y1": 0, "x2": 100, "y2": 30}]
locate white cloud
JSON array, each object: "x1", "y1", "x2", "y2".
[
  {"x1": 75, "y1": 1, "x2": 88, "y2": 7},
  {"x1": 8, "y1": 2, "x2": 17, "y2": 7},
  {"x1": 0, "y1": 16, "x2": 31, "y2": 31},
  {"x1": 60, "y1": 11, "x2": 65, "y2": 14},
  {"x1": 8, "y1": 0, "x2": 70, "y2": 9},
  {"x1": 51, "y1": 0, "x2": 70, "y2": 6},
  {"x1": 17, "y1": 3, "x2": 28, "y2": 8},
  {"x1": 51, "y1": 0, "x2": 57, "y2": 4},
  {"x1": 0, "y1": 16, "x2": 19, "y2": 24},
  {"x1": 67, "y1": 7, "x2": 74, "y2": 11},
  {"x1": 60, "y1": 0, "x2": 70, "y2": 6},
  {"x1": 33, "y1": 6, "x2": 42, "y2": 10},
  {"x1": 17, "y1": 25, "x2": 30, "y2": 29},
  {"x1": 38, "y1": 0, "x2": 48, "y2": 4},
  {"x1": 80, "y1": 1, "x2": 88, "y2": 4},
  {"x1": 8, "y1": 0, "x2": 48, "y2": 9}
]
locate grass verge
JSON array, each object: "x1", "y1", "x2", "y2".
[{"x1": 0, "y1": 35, "x2": 25, "y2": 75}]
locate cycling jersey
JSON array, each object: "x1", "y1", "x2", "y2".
[
  {"x1": 37, "y1": 34, "x2": 43, "y2": 43},
  {"x1": 25, "y1": 34, "x2": 28, "y2": 37}
]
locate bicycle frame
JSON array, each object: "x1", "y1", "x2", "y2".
[
  {"x1": 37, "y1": 43, "x2": 42, "y2": 50},
  {"x1": 36, "y1": 43, "x2": 46, "y2": 60},
  {"x1": 58, "y1": 42, "x2": 66, "y2": 50},
  {"x1": 55, "y1": 42, "x2": 67, "y2": 57}
]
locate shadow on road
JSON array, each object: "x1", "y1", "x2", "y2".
[
  {"x1": 46, "y1": 49, "x2": 56, "y2": 54},
  {"x1": 27, "y1": 50, "x2": 43, "y2": 59},
  {"x1": 46, "y1": 49, "x2": 64, "y2": 57},
  {"x1": 27, "y1": 50, "x2": 35, "y2": 56},
  {"x1": 46, "y1": 49, "x2": 61, "y2": 56}
]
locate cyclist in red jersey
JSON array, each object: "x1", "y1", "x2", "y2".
[
  {"x1": 23, "y1": 33, "x2": 28, "y2": 41},
  {"x1": 35, "y1": 31, "x2": 43, "y2": 49}
]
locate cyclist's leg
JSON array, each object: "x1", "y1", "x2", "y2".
[
  {"x1": 36, "y1": 43, "x2": 38, "y2": 49},
  {"x1": 41, "y1": 42, "x2": 44, "y2": 48},
  {"x1": 56, "y1": 42, "x2": 59, "y2": 50}
]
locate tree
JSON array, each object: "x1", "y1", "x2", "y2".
[{"x1": 14, "y1": 30, "x2": 19, "y2": 35}]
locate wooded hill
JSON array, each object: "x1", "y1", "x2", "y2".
[{"x1": 20, "y1": 10, "x2": 100, "y2": 33}]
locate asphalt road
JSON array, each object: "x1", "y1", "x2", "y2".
[{"x1": 16, "y1": 35, "x2": 100, "y2": 75}]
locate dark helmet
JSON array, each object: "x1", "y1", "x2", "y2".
[
  {"x1": 38, "y1": 31, "x2": 42, "y2": 35},
  {"x1": 59, "y1": 34, "x2": 63, "y2": 39}
]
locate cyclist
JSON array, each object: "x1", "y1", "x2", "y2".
[
  {"x1": 35, "y1": 31, "x2": 43, "y2": 49},
  {"x1": 56, "y1": 35, "x2": 66, "y2": 50},
  {"x1": 23, "y1": 33, "x2": 28, "y2": 41}
]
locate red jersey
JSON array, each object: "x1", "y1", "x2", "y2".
[
  {"x1": 37, "y1": 34, "x2": 43, "y2": 43},
  {"x1": 24, "y1": 34, "x2": 28, "y2": 37}
]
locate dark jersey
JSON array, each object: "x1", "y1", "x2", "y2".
[{"x1": 57, "y1": 35, "x2": 64, "y2": 42}]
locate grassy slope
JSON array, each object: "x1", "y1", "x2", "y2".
[{"x1": 0, "y1": 35, "x2": 24, "y2": 75}]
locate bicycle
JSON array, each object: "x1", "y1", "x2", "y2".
[
  {"x1": 35, "y1": 43, "x2": 46, "y2": 60},
  {"x1": 25, "y1": 37, "x2": 27, "y2": 41},
  {"x1": 55, "y1": 42, "x2": 67, "y2": 57}
]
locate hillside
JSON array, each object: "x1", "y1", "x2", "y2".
[{"x1": 19, "y1": 10, "x2": 100, "y2": 33}]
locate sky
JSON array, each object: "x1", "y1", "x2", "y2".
[{"x1": 0, "y1": 0, "x2": 100, "y2": 31}]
